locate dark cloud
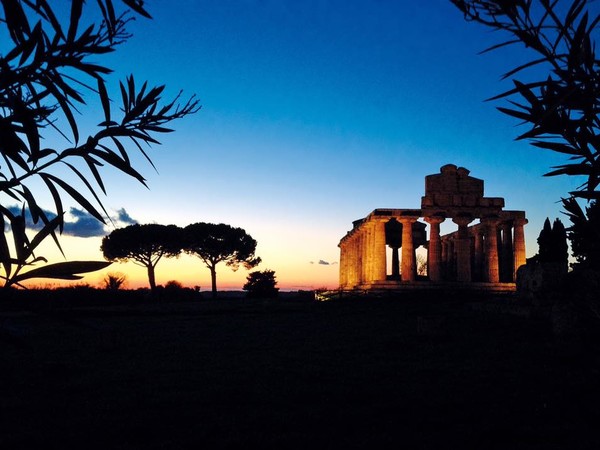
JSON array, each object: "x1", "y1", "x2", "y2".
[
  {"x1": 115, "y1": 208, "x2": 138, "y2": 225},
  {"x1": 5, "y1": 205, "x2": 57, "y2": 231},
  {"x1": 3, "y1": 205, "x2": 139, "y2": 238},
  {"x1": 64, "y1": 207, "x2": 141, "y2": 237},
  {"x1": 63, "y1": 208, "x2": 105, "y2": 237}
]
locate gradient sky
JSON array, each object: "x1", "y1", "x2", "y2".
[{"x1": 16, "y1": 0, "x2": 592, "y2": 290}]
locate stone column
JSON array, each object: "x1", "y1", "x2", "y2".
[
  {"x1": 361, "y1": 224, "x2": 372, "y2": 283},
  {"x1": 371, "y1": 220, "x2": 387, "y2": 282},
  {"x1": 441, "y1": 238, "x2": 448, "y2": 279},
  {"x1": 501, "y1": 221, "x2": 514, "y2": 282},
  {"x1": 513, "y1": 217, "x2": 528, "y2": 280},
  {"x1": 425, "y1": 216, "x2": 444, "y2": 282},
  {"x1": 348, "y1": 234, "x2": 356, "y2": 288},
  {"x1": 338, "y1": 242, "x2": 347, "y2": 288},
  {"x1": 399, "y1": 217, "x2": 418, "y2": 282},
  {"x1": 497, "y1": 228, "x2": 504, "y2": 277},
  {"x1": 357, "y1": 231, "x2": 364, "y2": 284},
  {"x1": 473, "y1": 227, "x2": 484, "y2": 281},
  {"x1": 483, "y1": 217, "x2": 500, "y2": 283},
  {"x1": 354, "y1": 233, "x2": 361, "y2": 286},
  {"x1": 453, "y1": 216, "x2": 473, "y2": 282}
]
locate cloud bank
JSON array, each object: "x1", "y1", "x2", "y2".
[{"x1": 4, "y1": 205, "x2": 138, "y2": 238}]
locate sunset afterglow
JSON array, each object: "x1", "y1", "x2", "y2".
[{"x1": 12, "y1": 0, "x2": 585, "y2": 291}]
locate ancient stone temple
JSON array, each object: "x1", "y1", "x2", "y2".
[{"x1": 338, "y1": 164, "x2": 527, "y2": 290}]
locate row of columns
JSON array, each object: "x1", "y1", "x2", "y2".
[
  {"x1": 438, "y1": 217, "x2": 527, "y2": 283},
  {"x1": 339, "y1": 214, "x2": 527, "y2": 288},
  {"x1": 340, "y1": 216, "x2": 423, "y2": 287},
  {"x1": 339, "y1": 220, "x2": 387, "y2": 288}
]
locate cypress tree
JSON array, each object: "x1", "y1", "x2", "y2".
[
  {"x1": 537, "y1": 218, "x2": 553, "y2": 263},
  {"x1": 551, "y1": 219, "x2": 569, "y2": 266}
]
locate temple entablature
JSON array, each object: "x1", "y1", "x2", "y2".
[{"x1": 338, "y1": 164, "x2": 527, "y2": 291}]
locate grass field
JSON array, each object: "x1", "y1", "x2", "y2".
[{"x1": 1, "y1": 292, "x2": 599, "y2": 449}]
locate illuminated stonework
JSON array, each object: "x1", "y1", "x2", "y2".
[{"x1": 338, "y1": 164, "x2": 527, "y2": 290}]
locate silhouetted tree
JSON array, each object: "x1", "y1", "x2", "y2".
[
  {"x1": 537, "y1": 218, "x2": 554, "y2": 262},
  {"x1": 101, "y1": 224, "x2": 183, "y2": 292},
  {"x1": 243, "y1": 269, "x2": 279, "y2": 299},
  {"x1": 0, "y1": 1, "x2": 199, "y2": 288},
  {"x1": 184, "y1": 223, "x2": 261, "y2": 298},
  {"x1": 563, "y1": 198, "x2": 600, "y2": 269},
  {"x1": 537, "y1": 217, "x2": 569, "y2": 269},
  {"x1": 552, "y1": 218, "x2": 569, "y2": 266},
  {"x1": 452, "y1": 0, "x2": 600, "y2": 201}
]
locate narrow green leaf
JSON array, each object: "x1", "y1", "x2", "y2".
[
  {"x1": 122, "y1": 0, "x2": 152, "y2": 18},
  {"x1": 42, "y1": 173, "x2": 106, "y2": 223},
  {"x1": 67, "y1": 0, "x2": 84, "y2": 43},
  {"x1": 43, "y1": 82, "x2": 79, "y2": 144},
  {"x1": 82, "y1": 155, "x2": 107, "y2": 194},
  {"x1": 39, "y1": 173, "x2": 65, "y2": 233},
  {"x1": 20, "y1": 184, "x2": 41, "y2": 223},
  {"x1": 486, "y1": 80, "x2": 548, "y2": 101},
  {"x1": 98, "y1": 78, "x2": 111, "y2": 124},
  {"x1": 497, "y1": 106, "x2": 532, "y2": 122},
  {"x1": 88, "y1": 149, "x2": 146, "y2": 184},
  {"x1": 12, "y1": 260, "x2": 112, "y2": 284},
  {"x1": 531, "y1": 140, "x2": 581, "y2": 155},
  {"x1": 60, "y1": 161, "x2": 110, "y2": 217},
  {"x1": 0, "y1": 212, "x2": 12, "y2": 279},
  {"x1": 501, "y1": 56, "x2": 551, "y2": 80},
  {"x1": 27, "y1": 215, "x2": 63, "y2": 258}
]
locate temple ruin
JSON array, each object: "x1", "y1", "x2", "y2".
[{"x1": 338, "y1": 164, "x2": 527, "y2": 291}]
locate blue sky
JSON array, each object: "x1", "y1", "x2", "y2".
[{"x1": 14, "y1": 0, "x2": 592, "y2": 289}]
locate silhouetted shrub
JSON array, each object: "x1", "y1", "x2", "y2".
[
  {"x1": 243, "y1": 270, "x2": 279, "y2": 299},
  {"x1": 165, "y1": 280, "x2": 183, "y2": 291},
  {"x1": 103, "y1": 273, "x2": 127, "y2": 291}
]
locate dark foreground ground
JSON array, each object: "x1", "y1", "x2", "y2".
[{"x1": 1, "y1": 292, "x2": 599, "y2": 449}]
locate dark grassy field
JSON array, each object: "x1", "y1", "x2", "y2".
[{"x1": 1, "y1": 292, "x2": 599, "y2": 449}]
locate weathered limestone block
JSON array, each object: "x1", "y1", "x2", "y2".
[
  {"x1": 435, "y1": 193, "x2": 451, "y2": 206},
  {"x1": 464, "y1": 195, "x2": 477, "y2": 207},
  {"x1": 424, "y1": 164, "x2": 485, "y2": 209},
  {"x1": 421, "y1": 197, "x2": 433, "y2": 207}
]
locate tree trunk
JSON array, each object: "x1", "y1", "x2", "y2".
[
  {"x1": 148, "y1": 264, "x2": 157, "y2": 293},
  {"x1": 210, "y1": 265, "x2": 218, "y2": 298}
]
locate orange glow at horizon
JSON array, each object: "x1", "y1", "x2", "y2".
[{"x1": 21, "y1": 235, "x2": 340, "y2": 291}]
